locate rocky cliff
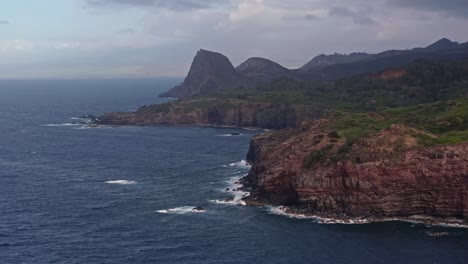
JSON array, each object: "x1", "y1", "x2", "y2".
[
  {"x1": 97, "y1": 98, "x2": 304, "y2": 129},
  {"x1": 243, "y1": 121, "x2": 468, "y2": 223}
]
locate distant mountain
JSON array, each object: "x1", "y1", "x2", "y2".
[
  {"x1": 300, "y1": 52, "x2": 372, "y2": 70},
  {"x1": 293, "y1": 38, "x2": 468, "y2": 81},
  {"x1": 159, "y1": 49, "x2": 250, "y2": 98},
  {"x1": 236, "y1": 57, "x2": 290, "y2": 84},
  {"x1": 424, "y1": 38, "x2": 460, "y2": 52},
  {"x1": 160, "y1": 38, "x2": 468, "y2": 98}
]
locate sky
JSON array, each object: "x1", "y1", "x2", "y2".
[{"x1": 0, "y1": 0, "x2": 467, "y2": 79}]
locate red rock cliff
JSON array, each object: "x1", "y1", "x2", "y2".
[{"x1": 244, "y1": 122, "x2": 468, "y2": 222}]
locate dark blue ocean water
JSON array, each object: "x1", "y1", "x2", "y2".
[{"x1": 0, "y1": 78, "x2": 467, "y2": 264}]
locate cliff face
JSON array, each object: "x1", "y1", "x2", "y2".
[
  {"x1": 244, "y1": 122, "x2": 468, "y2": 221},
  {"x1": 159, "y1": 49, "x2": 251, "y2": 98},
  {"x1": 98, "y1": 99, "x2": 302, "y2": 130}
]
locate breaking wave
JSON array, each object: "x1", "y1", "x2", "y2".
[
  {"x1": 209, "y1": 176, "x2": 250, "y2": 206},
  {"x1": 76, "y1": 124, "x2": 112, "y2": 129},
  {"x1": 156, "y1": 206, "x2": 206, "y2": 214},
  {"x1": 105, "y1": 180, "x2": 137, "y2": 185},
  {"x1": 43, "y1": 123, "x2": 81, "y2": 127},
  {"x1": 267, "y1": 206, "x2": 468, "y2": 228},
  {"x1": 266, "y1": 206, "x2": 369, "y2": 224},
  {"x1": 223, "y1": 160, "x2": 251, "y2": 169},
  {"x1": 217, "y1": 133, "x2": 244, "y2": 137}
]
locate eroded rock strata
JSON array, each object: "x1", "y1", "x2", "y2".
[
  {"x1": 243, "y1": 122, "x2": 468, "y2": 222},
  {"x1": 97, "y1": 99, "x2": 310, "y2": 130}
]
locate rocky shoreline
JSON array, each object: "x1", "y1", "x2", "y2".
[
  {"x1": 239, "y1": 121, "x2": 468, "y2": 226},
  {"x1": 234, "y1": 176, "x2": 468, "y2": 228},
  {"x1": 94, "y1": 98, "x2": 308, "y2": 130}
]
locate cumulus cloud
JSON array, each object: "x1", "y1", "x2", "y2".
[
  {"x1": 86, "y1": 0, "x2": 231, "y2": 11},
  {"x1": 3, "y1": 0, "x2": 468, "y2": 78}
]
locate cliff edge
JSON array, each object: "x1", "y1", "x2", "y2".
[{"x1": 242, "y1": 96, "x2": 468, "y2": 224}]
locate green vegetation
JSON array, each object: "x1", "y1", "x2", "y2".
[
  {"x1": 194, "y1": 60, "x2": 467, "y2": 113},
  {"x1": 304, "y1": 144, "x2": 334, "y2": 169},
  {"x1": 328, "y1": 97, "x2": 468, "y2": 146},
  {"x1": 144, "y1": 59, "x2": 468, "y2": 147}
]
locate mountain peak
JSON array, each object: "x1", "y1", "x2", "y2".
[
  {"x1": 159, "y1": 49, "x2": 249, "y2": 98},
  {"x1": 425, "y1": 38, "x2": 459, "y2": 51},
  {"x1": 236, "y1": 57, "x2": 290, "y2": 84}
]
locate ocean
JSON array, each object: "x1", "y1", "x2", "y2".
[{"x1": 0, "y1": 78, "x2": 467, "y2": 264}]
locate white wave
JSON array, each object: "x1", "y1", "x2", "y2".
[
  {"x1": 76, "y1": 124, "x2": 111, "y2": 130},
  {"x1": 43, "y1": 123, "x2": 81, "y2": 127},
  {"x1": 156, "y1": 206, "x2": 205, "y2": 214},
  {"x1": 224, "y1": 159, "x2": 251, "y2": 169},
  {"x1": 266, "y1": 206, "x2": 468, "y2": 228},
  {"x1": 70, "y1": 117, "x2": 92, "y2": 123},
  {"x1": 209, "y1": 176, "x2": 250, "y2": 206},
  {"x1": 267, "y1": 206, "x2": 369, "y2": 224},
  {"x1": 105, "y1": 180, "x2": 137, "y2": 185},
  {"x1": 217, "y1": 133, "x2": 243, "y2": 137}
]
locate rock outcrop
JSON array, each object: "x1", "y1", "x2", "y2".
[
  {"x1": 97, "y1": 99, "x2": 304, "y2": 130},
  {"x1": 159, "y1": 49, "x2": 251, "y2": 98},
  {"x1": 243, "y1": 122, "x2": 468, "y2": 222}
]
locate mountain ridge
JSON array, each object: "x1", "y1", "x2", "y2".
[{"x1": 160, "y1": 38, "x2": 468, "y2": 98}]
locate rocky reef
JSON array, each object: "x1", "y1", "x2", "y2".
[{"x1": 243, "y1": 121, "x2": 468, "y2": 223}]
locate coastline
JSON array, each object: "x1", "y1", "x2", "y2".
[
  {"x1": 238, "y1": 177, "x2": 468, "y2": 229},
  {"x1": 265, "y1": 205, "x2": 468, "y2": 229},
  {"x1": 89, "y1": 120, "x2": 468, "y2": 229}
]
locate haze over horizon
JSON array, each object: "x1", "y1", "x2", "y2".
[{"x1": 1, "y1": 0, "x2": 467, "y2": 79}]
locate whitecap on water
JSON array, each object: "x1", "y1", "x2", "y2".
[
  {"x1": 156, "y1": 206, "x2": 206, "y2": 214},
  {"x1": 76, "y1": 124, "x2": 112, "y2": 129},
  {"x1": 266, "y1": 206, "x2": 369, "y2": 224},
  {"x1": 209, "y1": 176, "x2": 250, "y2": 206},
  {"x1": 69, "y1": 117, "x2": 92, "y2": 123},
  {"x1": 217, "y1": 133, "x2": 243, "y2": 137},
  {"x1": 105, "y1": 180, "x2": 137, "y2": 185},
  {"x1": 43, "y1": 123, "x2": 81, "y2": 127},
  {"x1": 222, "y1": 159, "x2": 251, "y2": 169}
]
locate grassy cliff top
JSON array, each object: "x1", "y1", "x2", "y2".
[{"x1": 328, "y1": 97, "x2": 468, "y2": 146}]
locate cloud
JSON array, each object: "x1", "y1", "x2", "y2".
[
  {"x1": 386, "y1": 0, "x2": 468, "y2": 17},
  {"x1": 0, "y1": 20, "x2": 9, "y2": 24},
  {"x1": 3, "y1": 0, "x2": 468, "y2": 79},
  {"x1": 115, "y1": 28, "x2": 136, "y2": 35},
  {"x1": 329, "y1": 6, "x2": 375, "y2": 25},
  {"x1": 86, "y1": 0, "x2": 230, "y2": 11},
  {"x1": 304, "y1": 14, "x2": 318, "y2": 21}
]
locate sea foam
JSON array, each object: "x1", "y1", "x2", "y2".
[
  {"x1": 209, "y1": 176, "x2": 250, "y2": 206},
  {"x1": 266, "y1": 206, "x2": 369, "y2": 224},
  {"x1": 223, "y1": 160, "x2": 251, "y2": 169},
  {"x1": 43, "y1": 123, "x2": 81, "y2": 127},
  {"x1": 156, "y1": 206, "x2": 205, "y2": 214},
  {"x1": 105, "y1": 180, "x2": 137, "y2": 185}
]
